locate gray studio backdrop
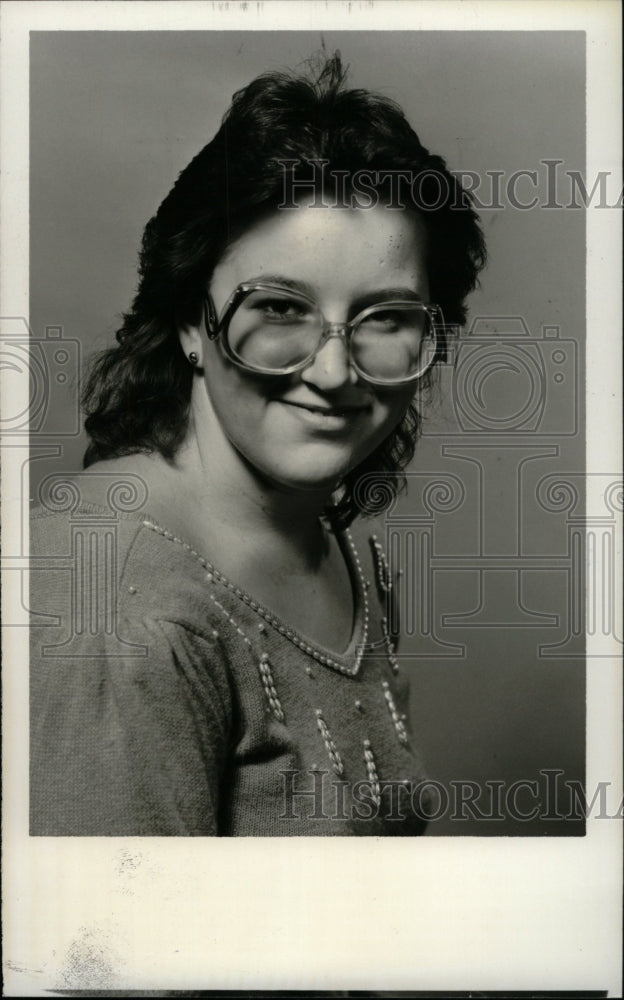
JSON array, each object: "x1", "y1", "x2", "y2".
[{"x1": 29, "y1": 31, "x2": 586, "y2": 834}]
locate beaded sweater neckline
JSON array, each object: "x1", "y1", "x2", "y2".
[{"x1": 140, "y1": 517, "x2": 370, "y2": 677}]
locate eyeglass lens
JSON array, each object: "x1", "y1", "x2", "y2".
[{"x1": 226, "y1": 288, "x2": 434, "y2": 381}]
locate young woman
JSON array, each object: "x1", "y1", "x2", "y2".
[{"x1": 30, "y1": 55, "x2": 485, "y2": 835}]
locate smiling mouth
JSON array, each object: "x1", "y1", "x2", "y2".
[{"x1": 278, "y1": 400, "x2": 368, "y2": 417}]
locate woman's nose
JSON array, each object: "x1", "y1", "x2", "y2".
[{"x1": 300, "y1": 330, "x2": 357, "y2": 391}]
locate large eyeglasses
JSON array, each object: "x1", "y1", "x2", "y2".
[{"x1": 204, "y1": 281, "x2": 444, "y2": 386}]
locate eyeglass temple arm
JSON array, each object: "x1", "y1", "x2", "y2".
[
  {"x1": 204, "y1": 294, "x2": 220, "y2": 340},
  {"x1": 204, "y1": 287, "x2": 249, "y2": 341}
]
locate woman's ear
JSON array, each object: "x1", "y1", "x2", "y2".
[{"x1": 178, "y1": 323, "x2": 204, "y2": 368}]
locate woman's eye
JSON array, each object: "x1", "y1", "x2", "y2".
[
  {"x1": 256, "y1": 297, "x2": 308, "y2": 319},
  {"x1": 365, "y1": 310, "x2": 402, "y2": 329}
]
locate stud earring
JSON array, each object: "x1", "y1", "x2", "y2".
[{"x1": 188, "y1": 352, "x2": 199, "y2": 366}]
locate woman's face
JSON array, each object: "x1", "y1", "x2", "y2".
[{"x1": 190, "y1": 203, "x2": 430, "y2": 496}]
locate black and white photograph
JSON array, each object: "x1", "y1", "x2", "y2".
[{"x1": 1, "y1": 0, "x2": 622, "y2": 995}]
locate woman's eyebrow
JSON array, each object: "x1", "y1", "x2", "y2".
[
  {"x1": 352, "y1": 287, "x2": 424, "y2": 311},
  {"x1": 245, "y1": 276, "x2": 424, "y2": 307},
  {"x1": 246, "y1": 274, "x2": 317, "y2": 297}
]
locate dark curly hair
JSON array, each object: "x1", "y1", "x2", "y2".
[{"x1": 82, "y1": 53, "x2": 486, "y2": 528}]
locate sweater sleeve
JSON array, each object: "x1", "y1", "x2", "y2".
[{"x1": 30, "y1": 615, "x2": 233, "y2": 836}]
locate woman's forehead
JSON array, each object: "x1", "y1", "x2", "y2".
[{"x1": 213, "y1": 203, "x2": 429, "y2": 297}]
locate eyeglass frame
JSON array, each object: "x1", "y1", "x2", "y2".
[{"x1": 203, "y1": 280, "x2": 445, "y2": 387}]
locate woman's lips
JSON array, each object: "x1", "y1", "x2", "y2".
[
  {"x1": 281, "y1": 399, "x2": 367, "y2": 415},
  {"x1": 276, "y1": 398, "x2": 369, "y2": 429}
]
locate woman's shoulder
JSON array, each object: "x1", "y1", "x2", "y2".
[
  {"x1": 30, "y1": 460, "x2": 218, "y2": 633},
  {"x1": 31, "y1": 461, "x2": 162, "y2": 572},
  {"x1": 31, "y1": 454, "x2": 158, "y2": 517}
]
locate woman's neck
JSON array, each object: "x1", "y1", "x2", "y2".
[
  {"x1": 130, "y1": 434, "x2": 337, "y2": 577},
  {"x1": 87, "y1": 444, "x2": 354, "y2": 649}
]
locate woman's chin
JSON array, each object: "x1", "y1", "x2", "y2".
[
  {"x1": 234, "y1": 442, "x2": 357, "y2": 499},
  {"x1": 268, "y1": 468, "x2": 345, "y2": 500},
  {"x1": 246, "y1": 460, "x2": 349, "y2": 502}
]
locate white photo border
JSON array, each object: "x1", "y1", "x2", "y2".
[{"x1": 1, "y1": 1, "x2": 622, "y2": 995}]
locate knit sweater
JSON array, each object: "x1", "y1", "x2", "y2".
[{"x1": 30, "y1": 498, "x2": 430, "y2": 836}]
